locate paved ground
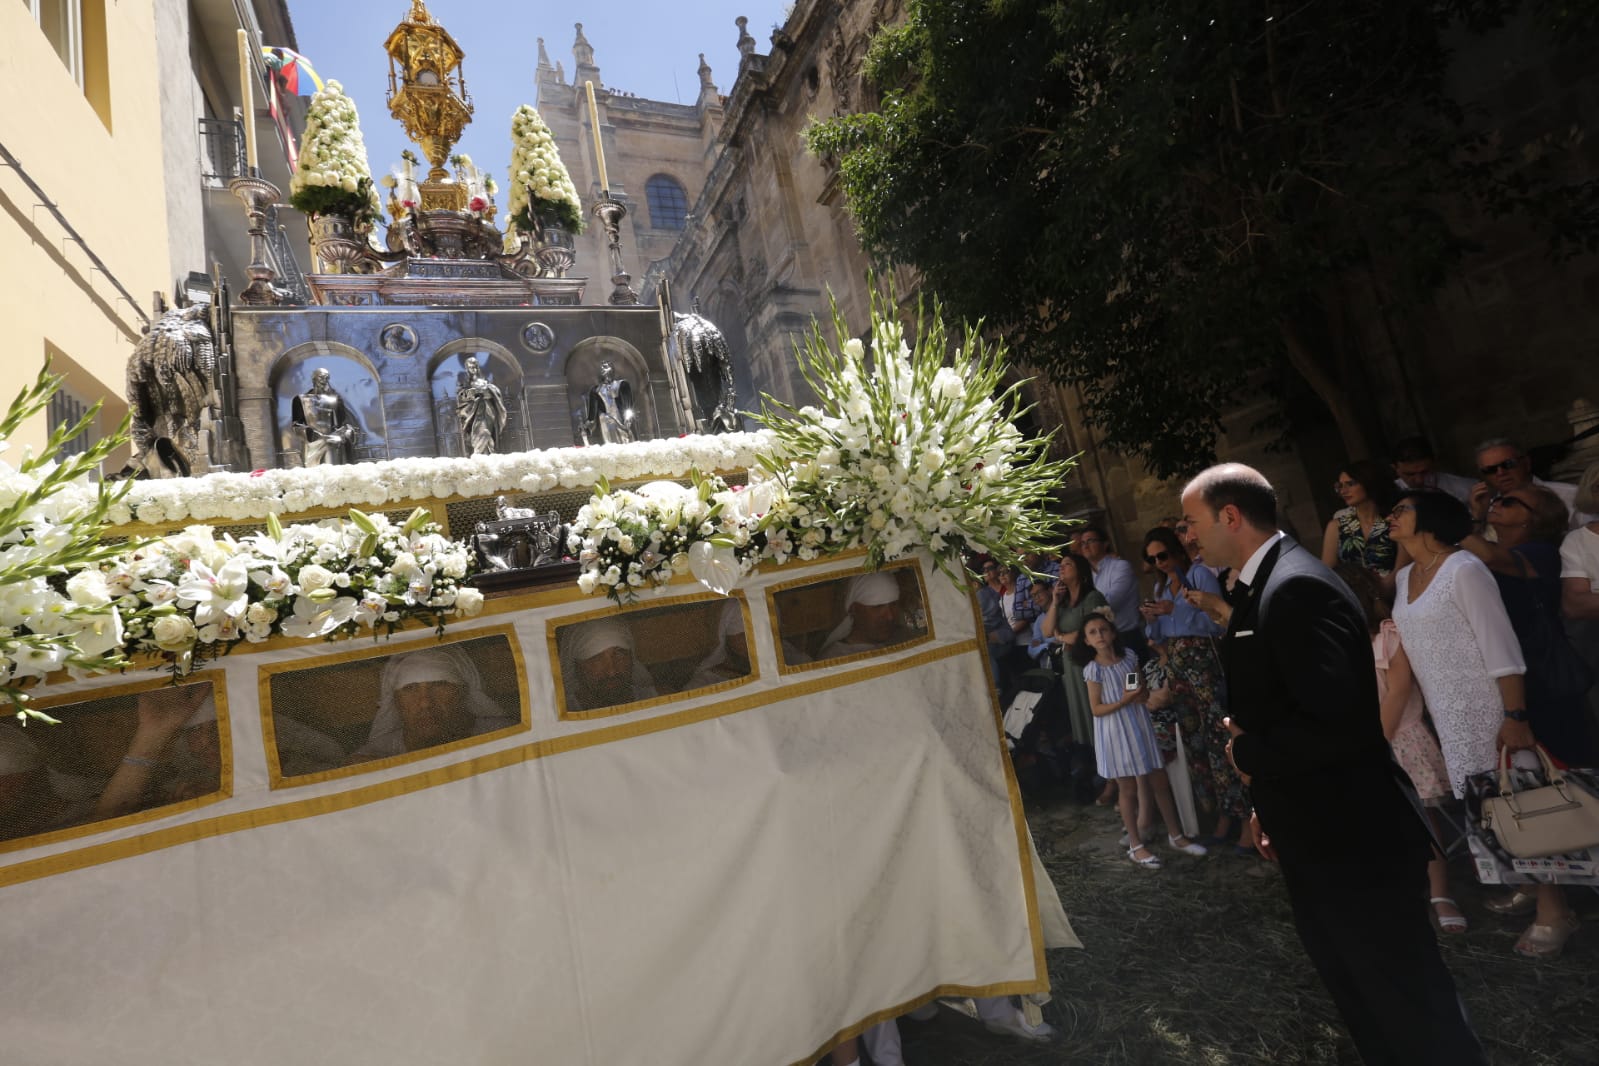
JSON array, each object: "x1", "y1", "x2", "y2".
[{"x1": 894, "y1": 794, "x2": 1597, "y2": 1066}]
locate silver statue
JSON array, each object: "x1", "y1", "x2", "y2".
[
  {"x1": 672, "y1": 311, "x2": 741, "y2": 434},
  {"x1": 126, "y1": 304, "x2": 216, "y2": 478},
  {"x1": 291, "y1": 368, "x2": 359, "y2": 467},
  {"x1": 584, "y1": 361, "x2": 636, "y2": 444},
  {"x1": 455, "y1": 355, "x2": 508, "y2": 456}
]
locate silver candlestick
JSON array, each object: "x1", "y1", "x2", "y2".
[
  {"x1": 590, "y1": 192, "x2": 639, "y2": 305},
  {"x1": 228, "y1": 174, "x2": 287, "y2": 305}
]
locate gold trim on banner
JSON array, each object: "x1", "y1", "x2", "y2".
[
  {"x1": 763, "y1": 558, "x2": 934, "y2": 676},
  {"x1": 0, "y1": 641, "x2": 978, "y2": 889},
  {"x1": 549, "y1": 590, "x2": 759, "y2": 721},
  {"x1": 0, "y1": 671, "x2": 234, "y2": 857},
  {"x1": 258, "y1": 623, "x2": 531, "y2": 790},
  {"x1": 966, "y1": 584, "x2": 1051, "y2": 985}
]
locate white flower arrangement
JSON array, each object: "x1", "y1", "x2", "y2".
[
  {"x1": 566, "y1": 472, "x2": 767, "y2": 602},
  {"x1": 70, "y1": 435, "x2": 768, "y2": 529},
  {"x1": 569, "y1": 287, "x2": 1074, "y2": 598},
  {"x1": 289, "y1": 81, "x2": 380, "y2": 223},
  {"x1": 0, "y1": 368, "x2": 143, "y2": 721},
  {"x1": 106, "y1": 507, "x2": 482, "y2": 677},
  {"x1": 506, "y1": 104, "x2": 584, "y2": 234}
]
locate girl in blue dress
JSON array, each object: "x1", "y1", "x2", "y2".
[{"x1": 1075, "y1": 612, "x2": 1209, "y2": 869}]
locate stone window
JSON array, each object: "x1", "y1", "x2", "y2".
[{"x1": 645, "y1": 174, "x2": 689, "y2": 231}]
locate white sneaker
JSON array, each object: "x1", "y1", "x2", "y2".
[
  {"x1": 1168, "y1": 834, "x2": 1208, "y2": 857},
  {"x1": 983, "y1": 1007, "x2": 1057, "y2": 1043}
]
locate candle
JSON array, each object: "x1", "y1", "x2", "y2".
[
  {"x1": 238, "y1": 29, "x2": 259, "y2": 171},
  {"x1": 585, "y1": 80, "x2": 609, "y2": 193}
]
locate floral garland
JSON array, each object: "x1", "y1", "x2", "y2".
[
  {"x1": 74, "y1": 434, "x2": 766, "y2": 529},
  {"x1": 506, "y1": 104, "x2": 584, "y2": 234},
  {"x1": 568, "y1": 288, "x2": 1074, "y2": 601},
  {"x1": 289, "y1": 81, "x2": 381, "y2": 224},
  {"x1": 103, "y1": 508, "x2": 482, "y2": 677},
  {"x1": 1, "y1": 368, "x2": 141, "y2": 720}
]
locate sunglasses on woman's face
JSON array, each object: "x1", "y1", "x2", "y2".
[
  {"x1": 1144, "y1": 550, "x2": 1172, "y2": 565},
  {"x1": 1490, "y1": 495, "x2": 1529, "y2": 509}
]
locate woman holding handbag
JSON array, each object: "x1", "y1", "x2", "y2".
[{"x1": 1389, "y1": 489, "x2": 1580, "y2": 958}]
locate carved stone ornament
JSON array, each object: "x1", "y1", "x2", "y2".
[
  {"x1": 379, "y1": 323, "x2": 418, "y2": 353},
  {"x1": 521, "y1": 321, "x2": 556, "y2": 354}
]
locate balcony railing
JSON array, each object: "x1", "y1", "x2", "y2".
[
  {"x1": 262, "y1": 202, "x2": 312, "y2": 305},
  {"x1": 198, "y1": 117, "x2": 247, "y2": 187}
]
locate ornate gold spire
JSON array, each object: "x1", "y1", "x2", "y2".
[{"x1": 384, "y1": 0, "x2": 473, "y2": 209}]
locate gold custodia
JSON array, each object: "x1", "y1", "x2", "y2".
[{"x1": 384, "y1": 0, "x2": 474, "y2": 184}]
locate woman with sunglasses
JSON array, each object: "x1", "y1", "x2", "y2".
[
  {"x1": 1139, "y1": 526, "x2": 1246, "y2": 848},
  {"x1": 1389, "y1": 489, "x2": 1583, "y2": 958},
  {"x1": 1320, "y1": 460, "x2": 1409, "y2": 593}
]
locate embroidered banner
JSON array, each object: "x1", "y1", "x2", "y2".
[{"x1": 0, "y1": 554, "x2": 1069, "y2": 1066}]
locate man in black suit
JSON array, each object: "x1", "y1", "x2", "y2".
[{"x1": 1180, "y1": 463, "x2": 1484, "y2": 1066}]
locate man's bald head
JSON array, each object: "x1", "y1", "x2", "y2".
[
  {"x1": 1184, "y1": 463, "x2": 1278, "y2": 532},
  {"x1": 1180, "y1": 463, "x2": 1280, "y2": 572}
]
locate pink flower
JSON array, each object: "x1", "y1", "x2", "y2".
[{"x1": 470, "y1": 196, "x2": 488, "y2": 212}]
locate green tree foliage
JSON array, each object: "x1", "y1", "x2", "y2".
[{"x1": 808, "y1": 0, "x2": 1599, "y2": 476}]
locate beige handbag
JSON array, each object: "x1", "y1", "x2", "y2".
[{"x1": 1480, "y1": 746, "x2": 1599, "y2": 859}]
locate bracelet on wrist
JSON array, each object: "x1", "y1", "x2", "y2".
[{"x1": 1502, "y1": 709, "x2": 1530, "y2": 722}]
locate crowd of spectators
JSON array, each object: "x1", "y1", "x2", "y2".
[{"x1": 979, "y1": 435, "x2": 1599, "y2": 962}]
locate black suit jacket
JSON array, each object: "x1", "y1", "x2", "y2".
[{"x1": 1223, "y1": 538, "x2": 1431, "y2": 876}]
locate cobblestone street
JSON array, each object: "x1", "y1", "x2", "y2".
[{"x1": 899, "y1": 798, "x2": 1597, "y2": 1066}]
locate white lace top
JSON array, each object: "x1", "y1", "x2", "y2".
[{"x1": 1391, "y1": 551, "x2": 1525, "y2": 796}]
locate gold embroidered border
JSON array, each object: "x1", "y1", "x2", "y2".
[
  {"x1": 763, "y1": 558, "x2": 934, "y2": 676},
  {"x1": 0, "y1": 670, "x2": 233, "y2": 856},
  {"x1": 0, "y1": 641, "x2": 979, "y2": 888},
  {"x1": 548, "y1": 590, "x2": 759, "y2": 721},
  {"x1": 258, "y1": 622, "x2": 531, "y2": 790},
  {"x1": 967, "y1": 584, "x2": 1050, "y2": 984}
]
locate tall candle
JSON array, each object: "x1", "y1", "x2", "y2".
[
  {"x1": 585, "y1": 80, "x2": 608, "y2": 193},
  {"x1": 238, "y1": 29, "x2": 259, "y2": 171}
]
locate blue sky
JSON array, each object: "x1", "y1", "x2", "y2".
[{"x1": 288, "y1": 1, "x2": 790, "y2": 190}]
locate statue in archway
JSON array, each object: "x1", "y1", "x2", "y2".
[
  {"x1": 454, "y1": 355, "x2": 507, "y2": 456},
  {"x1": 291, "y1": 368, "x2": 359, "y2": 466},
  {"x1": 584, "y1": 361, "x2": 636, "y2": 444},
  {"x1": 672, "y1": 311, "x2": 741, "y2": 434},
  {"x1": 125, "y1": 304, "x2": 215, "y2": 478}
]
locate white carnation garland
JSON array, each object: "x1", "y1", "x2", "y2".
[{"x1": 506, "y1": 104, "x2": 584, "y2": 234}]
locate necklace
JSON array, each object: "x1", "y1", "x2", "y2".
[{"x1": 1418, "y1": 547, "x2": 1446, "y2": 575}]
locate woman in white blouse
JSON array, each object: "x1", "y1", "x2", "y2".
[{"x1": 1389, "y1": 489, "x2": 1577, "y2": 959}]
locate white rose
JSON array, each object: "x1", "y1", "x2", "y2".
[
  {"x1": 151, "y1": 614, "x2": 197, "y2": 652},
  {"x1": 576, "y1": 570, "x2": 599, "y2": 595},
  {"x1": 297, "y1": 564, "x2": 336, "y2": 592},
  {"x1": 454, "y1": 587, "x2": 485, "y2": 617}
]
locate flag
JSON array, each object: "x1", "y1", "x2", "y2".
[{"x1": 261, "y1": 45, "x2": 323, "y2": 97}]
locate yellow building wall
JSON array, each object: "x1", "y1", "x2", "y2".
[{"x1": 0, "y1": 0, "x2": 177, "y2": 461}]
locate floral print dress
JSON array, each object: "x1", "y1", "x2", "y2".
[{"x1": 1334, "y1": 507, "x2": 1397, "y2": 575}]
